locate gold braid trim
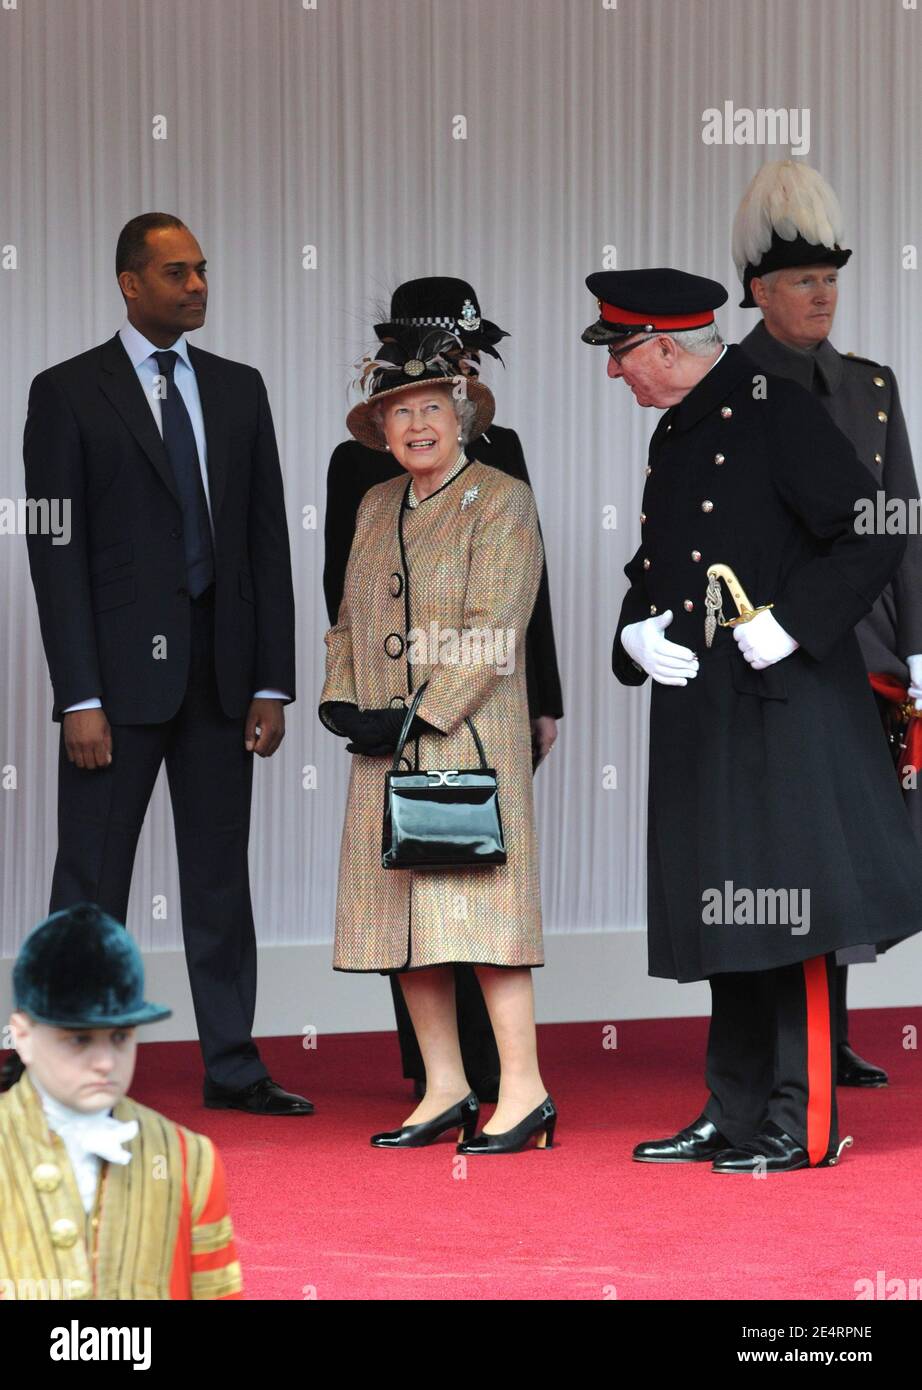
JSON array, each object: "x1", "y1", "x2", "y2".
[
  {"x1": 192, "y1": 1259, "x2": 243, "y2": 1300},
  {"x1": 191, "y1": 1214, "x2": 234, "y2": 1254}
]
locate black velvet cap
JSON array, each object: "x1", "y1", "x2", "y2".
[{"x1": 13, "y1": 902, "x2": 172, "y2": 1028}]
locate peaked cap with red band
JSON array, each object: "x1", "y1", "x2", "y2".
[{"x1": 581, "y1": 268, "x2": 728, "y2": 345}]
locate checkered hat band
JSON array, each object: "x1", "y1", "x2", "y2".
[{"x1": 394, "y1": 315, "x2": 458, "y2": 330}]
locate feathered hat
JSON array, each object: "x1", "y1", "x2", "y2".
[
  {"x1": 374, "y1": 277, "x2": 509, "y2": 361},
  {"x1": 732, "y1": 160, "x2": 852, "y2": 308},
  {"x1": 346, "y1": 326, "x2": 495, "y2": 452}
]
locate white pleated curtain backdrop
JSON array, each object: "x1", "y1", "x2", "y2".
[{"x1": 1, "y1": 0, "x2": 920, "y2": 956}]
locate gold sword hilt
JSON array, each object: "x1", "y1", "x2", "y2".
[{"x1": 706, "y1": 563, "x2": 774, "y2": 627}]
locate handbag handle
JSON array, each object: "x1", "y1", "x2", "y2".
[{"x1": 390, "y1": 679, "x2": 489, "y2": 772}]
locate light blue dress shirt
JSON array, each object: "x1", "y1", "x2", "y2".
[{"x1": 64, "y1": 321, "x2": 289, "y2": 710}]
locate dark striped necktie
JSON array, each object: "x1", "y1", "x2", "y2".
[{"x1": 153, "y1": 350, "x2": 215, "y2": 597}]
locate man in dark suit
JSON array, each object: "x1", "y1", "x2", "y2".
[
  {"x1": 15, "y1": 213, "x2": 312, "y2": 1114},
  {"x1": 324, "y1": 278, "x2": 564, "y2": 1100}
]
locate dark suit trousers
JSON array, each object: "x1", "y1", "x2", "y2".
[
  {"x1": 50, "y1": 586, "x2": 267, "y2": 1089},
  {"x1": 704, "y1": 954, "x2": 840, "y2": 1162}
]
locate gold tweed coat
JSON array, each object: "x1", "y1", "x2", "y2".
[{"x1": 320, "y1": 458, "x2": 544, "y2": 972}]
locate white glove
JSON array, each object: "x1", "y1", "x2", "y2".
[
  {"x1": 733, "y1": 609, "x2": 799, "y2": 669},
  {"x1": 906, "y1": 653, "x2": 922, "y2": 711},
  {"x1": 620, "y1": 610, "x2": 699, "y2": 686}
]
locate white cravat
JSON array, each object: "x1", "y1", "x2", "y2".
[{"x1": 33, "y1": 1076, "x2": 138, "y2": 1214}]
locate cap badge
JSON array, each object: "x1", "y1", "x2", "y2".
[{"x1": 459, "y1": 299, "x2": 481, "y2": 332}]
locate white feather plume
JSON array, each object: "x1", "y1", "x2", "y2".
[{"x1": 731, "y1": 160, "x2": 846, "y2": 282}]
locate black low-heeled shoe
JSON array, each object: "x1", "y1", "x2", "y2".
[
  {"x1": 457, "y1": 1096, "x2": 557, "y2": 1155},
  {"x1": 371, "y1": 1091, "x2": 480, "y2": 1148}
]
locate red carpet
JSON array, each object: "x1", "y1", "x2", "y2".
[{"x1": 125, "y1": 1011, "x2": 921, "y2": 1301}]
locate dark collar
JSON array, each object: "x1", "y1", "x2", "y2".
[
  {"x1": 739, "y1": 319, "x2": 843, "y2": 395},
  {"x1": 667, "y1": 344, "x2": 758, "y2": 434}
]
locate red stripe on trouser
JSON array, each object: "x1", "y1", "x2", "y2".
[{"x1": 803, "y1": 956, "x2": 832, "y2": 1165}]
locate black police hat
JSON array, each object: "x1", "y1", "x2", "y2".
[
  {"x1": 375, "y1": 277, "x2": 509, "y2": 359},
  {"x1": 582, "y1": 268, "x2": 728, "y2": 345}
]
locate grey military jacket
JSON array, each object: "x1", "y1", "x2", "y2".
[{"x1": 740, "y1": 319, "x2": 922, "y2": 678}]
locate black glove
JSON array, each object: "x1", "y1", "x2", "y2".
[
  {"x1": 319, "y1": 701, "x2": 365, "y2": 740},
  {"x1": 317, "y1": 701, "x2": 437, "y2": 755},
  {"x1": 347, "y1": 706, "x2": 440, "y2": 756}
]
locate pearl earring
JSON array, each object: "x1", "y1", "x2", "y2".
[{"x1": 457, "y1": 434, "x2": 463, "y2": 444}]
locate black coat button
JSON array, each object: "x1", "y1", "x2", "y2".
[
  {"x1": 389, "y1": 572, "x2": 403, "y2": 597},
  {"x1": 389, "y1": 695, "x2": 407, "y2": 708},
  {"x1": 384, "y1": 633, "x2": 404, "y2": 659}
]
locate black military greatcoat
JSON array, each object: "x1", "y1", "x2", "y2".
[{"x1": 613, "y1": 345, "x2": 922, "y2": 982}]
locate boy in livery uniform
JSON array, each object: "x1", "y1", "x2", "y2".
[{"x1": 0, "y1": 902, "x2": 242, "y2": 1299}]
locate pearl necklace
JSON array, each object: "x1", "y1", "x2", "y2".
[{"x1": 407, "y1": 450, "x2": 468, "y2": 508}]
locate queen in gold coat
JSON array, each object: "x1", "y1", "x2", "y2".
[{"x1": 319, "y1": 328, "x2": 556, "y2": 1154}]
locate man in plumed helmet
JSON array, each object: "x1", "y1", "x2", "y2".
[
  {"x1": 1, "y1": 902, "x2": 241, "y2": 1299},
  {"x1": 733, "y1": 160, "x2": 922, "y2": 1089},
  {"x1": 584, "y1": 267, "x2": 922, "y2": 1172},
  {"x1": 324, "y1": 277, "x2": 564, "y2": 1103}
]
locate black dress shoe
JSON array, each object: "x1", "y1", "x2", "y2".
[
  {"x1": 712, "y1": 1121, "x2": 854, "y2": 1173},
  {"x1": 371, "y1": 1091, "x2": 479, "y2": 1148},
  {"x1": 1, "y1": 1053, "x2": 25, "y2": 1091},
  {"x1": 457, "y1": 1096, "x2": 557, "y2": 1155},
  {"x1": 837, "y1": 1043, "x2": 888, "y2": 1088},
  {"x1": 203, "y1": 1076, "x2": 315, "y2": 1115},
  {"x1": 632, "y1": 1113, "x2": 731, "y2": 1163}
]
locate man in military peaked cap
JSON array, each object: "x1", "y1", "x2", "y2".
[
  {"x1": 0, "y1": 903, "x2": 242, "y2": 1298},
  {"x1": 585, "y1": 267, "x2": 922, "y2": 1172},
  {"x1": 733, "y1": 160, "x2": 922, "y2": 1089}
]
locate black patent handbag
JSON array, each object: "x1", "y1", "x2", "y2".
[{"x1": 381, "y1": 680, "x2": 506, "y2": 869}]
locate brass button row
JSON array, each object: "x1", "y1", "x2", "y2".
[
  {"x1": 642, "y1": 551, "x2": 703, "y2": 569},
  {"x1": 650, "y1": 601, "x2": 695, "y2": 614}
]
